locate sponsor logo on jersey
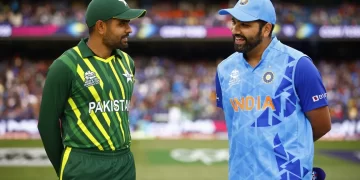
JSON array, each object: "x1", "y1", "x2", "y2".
[
  {"x1": 312, "y1": 93, "x2": 327, "y2": 102},
  {"x1": 230, "y1": 96, "x2": 275, "y2": 112}
]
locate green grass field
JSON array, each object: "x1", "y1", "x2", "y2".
[{"x1": 0, "y1": 140, "x2": 359, "y2": 180}]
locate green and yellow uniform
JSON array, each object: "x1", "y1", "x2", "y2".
[
  {"x1": 59, "y1": 39, "x2": 134, "y2": 150},
  {"x1": 39, "y1": 38, "x2": 137, "y2": 179},
  {"x1": 38, "y1": 0, "x2": 146, "y2": 179}
]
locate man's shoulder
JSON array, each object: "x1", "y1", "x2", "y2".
[
  {"x1": 50, "y1": 47, "x2": 80, "y2": 71},
  {"x1": 116, "y1": 49, "x2": 135, "y2": 69},
  {"x1": 271, "y1": 41, "x2": 308, "y2": 60},
  {"x1": 218, "y1": 52, "x2": 241, "y2": 69},
  {"x1": 57, "y1": 47, "x2": 81, "y2": 62},
  {"x1": 116, "y1": 49, "x2": 133, "y2": 60}
]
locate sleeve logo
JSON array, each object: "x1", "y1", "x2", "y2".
[{"x1": 312, "y1": 93, "x2": 327, "y2": 102}]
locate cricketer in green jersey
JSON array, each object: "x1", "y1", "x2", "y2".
[{"x1": 37, "y1": 0, "x2": 146, "y2": 179}]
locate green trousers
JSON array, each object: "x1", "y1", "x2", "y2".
[{"x1": 59, "y1": 147, "x2": 135, "y2": 180}]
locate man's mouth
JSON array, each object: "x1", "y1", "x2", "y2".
[
  {"x1": 121, "y1": 35, "x2": 129, "y2": 42},
  {"x1": 234, "y1": 36, "x2": 245, "y2": 45}
]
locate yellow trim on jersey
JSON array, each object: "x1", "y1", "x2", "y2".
[
  {"x1": 109, "y1": 91, "x2": 126, "y2": 142},
  {"x1": 76, "y1": 65, "x2": 115, "y2": 150},
  {"x1": 109, "y1": 61, "x2": 126, "y2": 98},
  {"x1": 59, "y1": 147, "x2": 72, "y2": 180},
  {"x1": 117, "y1": 57, "x2": 131, "y2": 77},
  {"x1": 68, "y1": 98, "x2": 104, "y2": 151},
  {"x1": 73, "y1": 45, "x2": 113, "y2": 63},
  {"x1": 93, "y1": 55, "x2": 114, "y2": 63},
  {"x1": 121, "y1": 51, "x2": 133, "y2": 75},
  {"x1": 89, "y1": 109, "x2": 116, "y2": 150},
  {"x1": 73, "y1": 47, "x2": 112, "y2": 127}
]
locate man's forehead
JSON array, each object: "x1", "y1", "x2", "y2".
[
  {"x1": 112, "y1": 18, "x2": 131, "y2": 23},
  {"x1": 232, "y1": 17, "x2": 255, "y2": 23}
]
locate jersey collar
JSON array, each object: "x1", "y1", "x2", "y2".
[
  {"x1": 77, "y1": 38, "x2": 123, "y2": 58},
  {"x1": 261, "y1": 36, "x2": 279, "y2": 60}
]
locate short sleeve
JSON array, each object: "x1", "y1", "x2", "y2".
[
  {"x1": 215, "y1": 70, "x2": 223, "y2": 108},
  {"x1": 294, "y1": 57, "x2": 328, "y2": 112}
]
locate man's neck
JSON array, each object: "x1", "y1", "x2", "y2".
[
  {"x1": 244, "y1": 38, "x2": 272, "y2": 67},
  {"x1": 87, "y1": 36, "x2": 112, "y2": 59}
]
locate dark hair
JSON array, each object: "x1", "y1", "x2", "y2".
[
  {"x1": 88, "y1": 19, "x2": 113, "y2": 35},
  {"x1": 257, "y1": 20, "x2": 274, "y2": 37},
  {"x1": 88, "y1": 26, "x2": 95, "y2": 34}
]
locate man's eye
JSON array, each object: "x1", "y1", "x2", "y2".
[{"x1": 119, "y1": 21, "x2": 127, "y2": 25}]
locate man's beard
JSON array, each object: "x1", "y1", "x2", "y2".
[
  {"x1": 233, "y1": 30, "x2": 263, "y2": 53},
  {"x1": 103, "y1": 33, "x2": 129, "y2": 50}
]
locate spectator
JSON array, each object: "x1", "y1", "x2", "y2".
[{"x1": 0, "y1": 1, "x2": 359, "y2": 27}]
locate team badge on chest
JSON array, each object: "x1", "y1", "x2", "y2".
[
  {"x1": 123, "y1": 70, "x2": 133, "y2": 83},
  {"x1": 263, "y1": 71, "x2": 274, "y2": 84}
]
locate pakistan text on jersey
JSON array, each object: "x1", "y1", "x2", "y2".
[
  {"x1": 89, "y1": 100, "x2": 131, "y2": 113},
  {"x1": 230, "y1": 96, "x2": 275, "y2": 112}
]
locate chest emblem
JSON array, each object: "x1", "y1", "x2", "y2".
[
  {"x1": 229, "y1": 69, "x2": 241, "y2": 87},
  {"x1": 263, "y1": 71, "x2": 274, "y2": 84},
  {"x1": 123, "y1": 70, "x2": 133, "y2": 83},
  {"x1": 84, "y1": 71, "x2": 100, "y2": 87}
]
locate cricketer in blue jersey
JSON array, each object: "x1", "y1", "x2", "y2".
[{"x1": 215, "y1": 0, "x2": 332, "y2": 179}]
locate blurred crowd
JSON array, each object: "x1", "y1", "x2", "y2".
[
  {"x1": 317, "y1": 60, "x2": 360, "y2": 122},
  {"x1": 0, "y1": 0, "x2": 359, "y2": 27},
  {"x1": 0, "y1": 56, "x2": 49, "y2": 120},
  {"x1": 0, "y1": 56, "x2": 359, "y2": 125}
]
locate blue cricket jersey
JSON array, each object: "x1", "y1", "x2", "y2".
[{"x1": 215, "y1": 37, "x2": 328, "y2": 180}]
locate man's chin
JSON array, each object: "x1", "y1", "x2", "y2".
[
  {"x1": 117, "y1": 43, "x2": 128, "y2": 49},
  {"x1": 234, "y1": 45, "x2": 245, "y2": 53}
]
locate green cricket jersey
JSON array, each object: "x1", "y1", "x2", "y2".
[{"x1": 38, "y1": 38, "x2": 135, "y2": 175}]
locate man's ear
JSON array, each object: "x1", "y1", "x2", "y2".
[
  {"x1": 95, "y1": 20, "x2": 107, "y2": 35},
  {"x1": 263, "y1": 23, "x2": 272, "y2": 37}
]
